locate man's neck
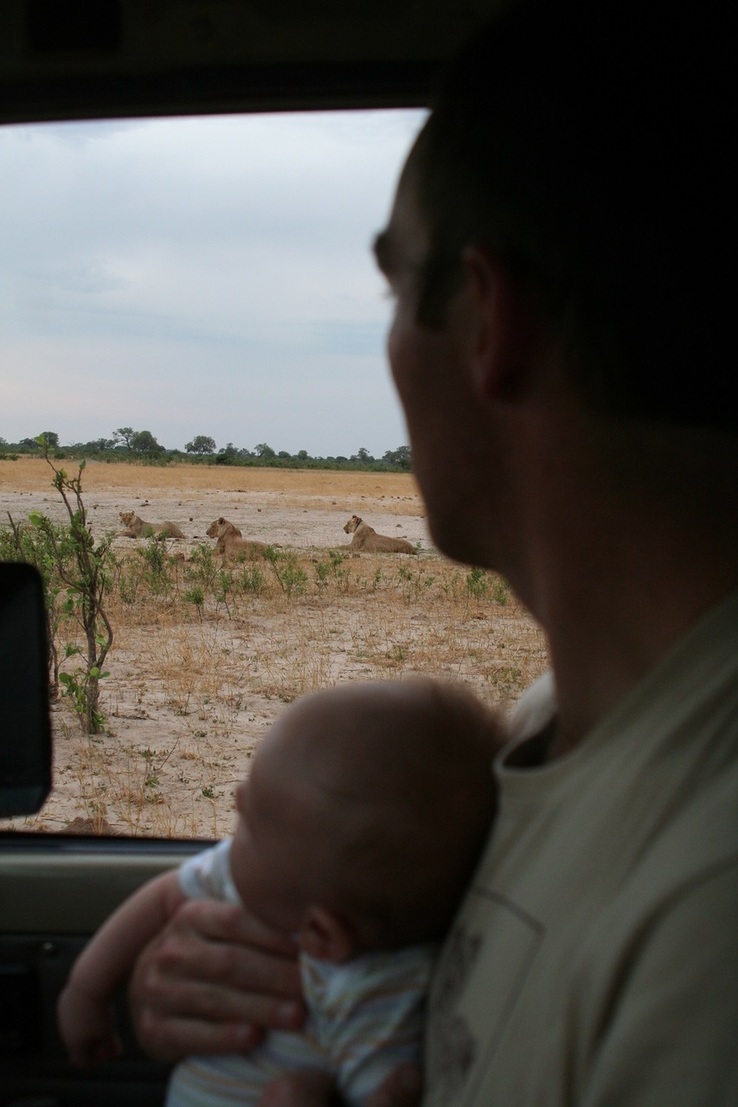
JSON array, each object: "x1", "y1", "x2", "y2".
[{"x1": 509, "y1": 419, "x2": 738, "y2": 758}]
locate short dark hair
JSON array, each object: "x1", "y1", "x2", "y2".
[{"x1": 414, "y1": 0, "x2": 733, "y2": 433}]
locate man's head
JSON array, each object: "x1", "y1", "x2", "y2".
[
  {"x1": 229, "y1": 678, "x2": 499, "y2": 960},
  {"x1": 381, "y1": 0, "x2": 732, "y2": 434}
]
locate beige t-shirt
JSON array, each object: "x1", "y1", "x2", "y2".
[{"x1": 424, "y1": 592, "x2": 738, "y2": 1106}]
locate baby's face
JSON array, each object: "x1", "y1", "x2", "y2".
[{"x1": 229, "y1": 774, "x2": 307, "y2": 936}]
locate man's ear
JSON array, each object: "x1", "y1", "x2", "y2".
[
  {"x1": 462, "y1": 245, "x2": 542, "y2": 402},
  {"x1": 299, "y1": 906, "x2": 357, "y2": 963}
]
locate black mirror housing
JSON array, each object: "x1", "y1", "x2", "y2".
[{"x1": 0, "y1": 562, "x2": 52, "y2": 818}]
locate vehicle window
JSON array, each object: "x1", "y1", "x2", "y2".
[{"x1": 0, "y1": 109, "x2": 548, "y2": 841}]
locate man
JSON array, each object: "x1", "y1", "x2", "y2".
[{"x1": 129, "y1": 0, "x2": 738, "y2": 1103}]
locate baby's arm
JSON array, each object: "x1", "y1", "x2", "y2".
[{"x1": 58, "y1": 868, "x2": 186, "y2": 1068}]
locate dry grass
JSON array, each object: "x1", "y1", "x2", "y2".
[
  {"x1": 0, "y1": 459, "x2": 549, "y2": 840},
  {"x1": 0, "y1": 457, "x2": 425, "y2": 513}
]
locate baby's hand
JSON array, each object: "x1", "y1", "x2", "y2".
[{"x1": 57, "y1": 984, "x2": 123, "y2": 1068}]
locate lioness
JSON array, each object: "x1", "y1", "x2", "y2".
[
  {"x1": 119, "y1": 511, "x2": 185, "y2": 539},
  {"x1": 206, "y1": 517, "x2": 242, "y2": 540},
  {"x1": 206, "y1": 517, "x2": 269, "y2": 560},
  {"x1": 343, "y1": 515, "x2": 417, "y2": 554}
]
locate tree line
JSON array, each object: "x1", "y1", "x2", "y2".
[{"x1": 0, "y1": 429, "x2": 412, "y2": 473}]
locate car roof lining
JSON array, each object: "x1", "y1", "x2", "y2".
[{"x1": 1, "y1": 0, "x2": 509, "y2": 124}]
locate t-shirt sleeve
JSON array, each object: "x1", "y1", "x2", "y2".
[
  {"x1": 177, "y1": 837, "x2": 239, "y2": 904},
  {"x1": 506, "y1": 671, "x2": 556, "y2": 744}
]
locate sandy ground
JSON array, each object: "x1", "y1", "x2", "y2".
[
  {"x1": 1, "y1": 459, "x2": 549, "y2": 839},
  {"x1": 1, "y1": 459, "x2": 431, "y2": 550}
]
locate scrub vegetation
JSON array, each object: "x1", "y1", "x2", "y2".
[{"x1": 0, "y1": 429, "x2": 413, "y2": 473}]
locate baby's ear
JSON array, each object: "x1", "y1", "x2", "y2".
[{"x1": 299, "y1": 906, "x2": 356, "y2": 963}]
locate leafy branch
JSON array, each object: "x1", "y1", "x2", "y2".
[{"x1": 34, "y1": 441, "x2": 114, "y2": 733}]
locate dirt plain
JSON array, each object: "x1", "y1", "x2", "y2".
[{"x1": 0, "y1": 458, "x2": 549, "y2": 841}]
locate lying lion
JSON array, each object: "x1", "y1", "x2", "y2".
[
  {"x1": 119, "y1": 511, "x2": 185, "y2": 539},
  {"x1": 206, "y1": 517, "x2": 270, "y2": 560},
  {"x1": 343, "y1": 514, "x2": 417, "y2": 554}
]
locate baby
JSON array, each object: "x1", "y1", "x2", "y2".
[{"x1": 58, "y1": 676, "x2": 500, "y2": 1106}]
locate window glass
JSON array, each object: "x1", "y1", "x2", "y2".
[{"x1": 0, "y1": 110, "x2": 548, "y2": 840}]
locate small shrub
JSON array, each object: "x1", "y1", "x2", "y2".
[
  {"x1": 315, "y1": 559, "x2": 330, "y2": 588},
  {"x1": 396, "y1": 565, "x2": 433, "y2": 602},
  {"x1": 328, "y1": 549, "x2": 350, "y2": 591},
  {"x1": 492, "y1": 576, "x2": 509, "y2": 605},
  {"x1": 466, "y1": 567, "x2": 489, "y2": 600},
  {"x1": 15, "y1": 450, "x2": 115, "y2": 734},
  {"x1": 115, "y1": 558, "x2": 141, "y2": 605},
  {"x1": 184, "y1": 585, "x2": 205, "y2": 618},
  {"x1": 186, "y1": 543, "x2": 219, "y2": 590},
  {"x1": 214, "y1": 568, "x2": 235, "y2": 613},
  {"x1": 140, "y1": 536, "x2": 174, "y2": 595},
  {"x1": 265, "y1": 548, "x2": 308, "y2": 598},
  {"x1": 238, "y1": 564, "x2": 266, "y2": 594}
]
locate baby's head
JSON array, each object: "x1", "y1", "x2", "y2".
[{"x1": 230, "y1": 677, "x2": 500, "y2": 961}]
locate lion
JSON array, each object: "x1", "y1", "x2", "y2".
[
  {"x1": 206, "y1": 517, "x2": 270, "y2": 560},
  {"x1": 118, "y1": 511, "x2": 185, "y2": 539},
  {"x1": 342, "y1": 514, "x2": 417, "y2": 554},
  {"x1": 205, "y1": 517, "x2": 242, "y2": 540}
]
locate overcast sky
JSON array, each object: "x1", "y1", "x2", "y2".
[{"x1": 0, "y1": 108, "x2": 427, "y2": 458}]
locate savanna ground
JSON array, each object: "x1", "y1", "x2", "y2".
[{"x1": 0, "y1": 458, "x2": 549, "y2": 841}]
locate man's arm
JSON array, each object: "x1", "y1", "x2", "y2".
[
  {"x1": 257, "y1": 1064, "x2": 423, "y2": 1107},
  {"x1": 128, "y1": 896, "x2": 305, "y2": 1061},
  {"x1": 58, "y1": 869, "x2": 186, "y2": 1067}
]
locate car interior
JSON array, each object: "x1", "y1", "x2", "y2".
[{"x1": 0, "y1": 1, "x2": 505, "y2": 1103}]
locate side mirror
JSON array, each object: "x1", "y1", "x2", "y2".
[{"x1": 0, "y1": 562, "x2": 52, "y2": 818}]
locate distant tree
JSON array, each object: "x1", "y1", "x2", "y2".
[
  {"x1": 254, "y1": 443, "x2": 276, "y2": 461},
  {"x1": 20, "y1": 437, "x2": 38, "y2": 449},
  {"x1": 352, "y1": 447, "x2": 374, "y2": 464},
  {"x1": 296, "y1": 449, "x2": 309, "y2": 462},
  {"x1": 113, "y1": 427, "x2": 135, "y2": 452},
  {"x1": 185, "y1": 435, "x2": 216, "y2": 455},
  {"x1": 216, "y1": 442, "x2": 239, "y2": 465},
  {"x1": 277, "y1": 450, "x2": 290, "y2": 460},
  {"x1": 383, "y1": 445, "x2": 412, "y2": 471},
  {"x1": 130, "y1": 430, "x2": 164, "y2": 456},
  {"x1": 38, "y1": 431, "x2": 60, "y2": 449}
]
